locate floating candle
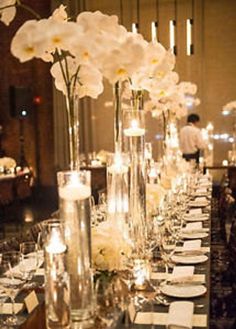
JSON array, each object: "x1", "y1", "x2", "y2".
[
  {"x1": 45, "y1": 227, "x2": 66, "y2": 254},
  {"x1": 59, "y1": 185, "x2": 91, "y2": 201},
  {"x1": 123, "y1": 119, "x2": 145, "y2": 137}
]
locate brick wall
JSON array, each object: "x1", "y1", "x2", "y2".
[{"x1": 0, "y1": 0, "x2": 55, "y2": 186}]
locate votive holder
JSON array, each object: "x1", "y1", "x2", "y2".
[{"x1": 44, "y1": 222, "x2": 70, "y2": 329}]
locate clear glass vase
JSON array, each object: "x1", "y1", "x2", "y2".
[
  {"x1": 65, "y1": 94, "x2": 80, "y2": 171},
  {"x1": 106, "y1": 153, "x2": 129, "y2": 239},
  {"x1": 57, "y1": 170, "x2": 94, "y2": 326},
  {"x1": 44, "y1": 222, "x2": 70, "y2": 329},
  {"x1": 122, "y1": 109, "x2": 146, "y2": 258}
]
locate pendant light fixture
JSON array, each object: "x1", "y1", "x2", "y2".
[
  {"x1": 131, "y1": 0, "x2": 140, "y2": 33},
  {"x1": 151, "y1": 0, "x2": 159, "y2": 42},
  {"x1": 186, "y1": 0, "x2": 194, "y2": 55},
  {"x1": 169, "y1": 0, "x2": 177, "y2": 55}
]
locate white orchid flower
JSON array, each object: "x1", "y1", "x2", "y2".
[
  {"x1": 50, "y1": 4, "x2": 68, "y2": 22},
  {"x1": 75, "y1": 64, "x2": 104, "y2": 99},
  {"x1": 0, "y1": 0, "x2": 16, "y2": 26},
  {"x1": 11, "y1": 20, "x2": 40, "y2": 62},
  {"x1": 77, "y1": 10, "x2": 127, "y2": 40},
  {"x1": 101, "y1": 33, "x2": 146, "y2": 84}
]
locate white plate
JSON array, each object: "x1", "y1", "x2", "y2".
[
  {"x1": 181, "y1": 232, "x2": 209, "y2": 239},
  {"x1": 160, "y1": 284, "x2": 207, "y2": 298},
  {"x1": 171, "y1": 254, "x2": 208, "y2": 264},
  {"x1": 184, "y1": 216, "x2": 209, "y2": 222}
]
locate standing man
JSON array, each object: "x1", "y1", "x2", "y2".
[{"x1": 179, "y1": 113, "x2": 206, "y2": 163}]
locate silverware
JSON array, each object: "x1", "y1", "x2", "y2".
[
  {"x1": 164, "y1": 280, "x2": 205, "y2": 286},
  {"x1": 174, "y1": 250, "x2": 205, "y2": 256}
]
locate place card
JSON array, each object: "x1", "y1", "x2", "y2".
[
  {"x1": 189, "y1": 208, "x2": 202, "y2": 215},
  {"x1": 195, "y1": 197, "x2": 207, "y2": 202},
  {"x1": 1, "y1": 303, "x2": 24, "y2": 314},
  {"x1": 172, "y1": 266, "x2": 194, "y2": 278},
  {"x1": 135, "y1": 312, "x2": 207, "y2": 327},
  {"x1": 24, "y1": 290, "x2": 39, "y2": 314},
  {"x1": 183, "y1": 240, "x2": 201, "y2": 251},
  {"x1": 167, "y1": 301, "x2": 194, "y2": 329}
]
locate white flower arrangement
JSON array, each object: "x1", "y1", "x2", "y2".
[{"x1": 92, "y1": 221, "x2": 131, "y2": 272}]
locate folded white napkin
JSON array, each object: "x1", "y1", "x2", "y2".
[{"x1": 167, "y1": 301, "x2": 194, "y2": 329}]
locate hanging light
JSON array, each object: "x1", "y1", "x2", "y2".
[
  {"x1": 186, "y1": 0, "x2": 194, "y2": 55},
  {"x1": 169, "y1": 20, "x2": 176, "y2": 54},
  {"x1": 151, "y1": 21, "x2": 158, "y2": 42},
  {"x1": 186, "y1": 19, "x2": 193, "y2": 55},
  {"x1": 131, "y1": 0, "x2": 140, "y2": 33},
  {"x1": 169, "y1": 0, "x2": 177, "y2": 55},
  {"x1": 132, "y1": 22, "x2": 138, "y2": 33},
  {"x1": 151, "y1": 0, "x2": 159, "y2": 42}
]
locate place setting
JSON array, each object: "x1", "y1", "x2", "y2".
[
  {"x1": 158, "y1": 266, "x2": 207, "y2": 299},
  {"x1": 184, "y1": 208, "x2": 210, "y2": 222},
  {"x1": 171, "y1": 240, "x2": 209, "y2": 265},
  {"x1": 180, "y1": 222, "x2": 209, "y2": 240}
]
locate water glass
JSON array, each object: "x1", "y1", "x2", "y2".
[
  {"x1": 19, "y1": 242, "x2": 38, "y2": 281},
  {"x1": 0, "y1": 252, "x2": 25, "y2": 326}
]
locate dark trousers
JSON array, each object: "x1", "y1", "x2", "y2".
[{"x1": 183, "y1": 150, "x2": 200, "y2": 163}]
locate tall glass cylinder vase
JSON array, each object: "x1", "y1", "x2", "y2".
[
  {"x1": 123, "y1": 109, "x2": 146, "y2": 258},
  {"x1": 65, "y1": 94, "x2": 80, "y2": 171},
  {"x1": 57, "y1": 170, "x2": 94, "y2": 327},
  {"x1": 44, "y1": 222, "x2": 70, "y2": 329},
  {"x1": 106, "y1": 153, "x2": 129, "y2": 240}
]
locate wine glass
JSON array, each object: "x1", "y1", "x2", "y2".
[
  {"x1": 95, "y1": 276, "x2": 124, "y2": 328},
  {"x1": 159, "y1": 229, "x2": 176, "y2": 275},
  {"x1": 19, "y1": 242, "x2": 38, "y2": 282},
  {"x1": 0, "y1": 251, "x2": 25, "y2": 326}
]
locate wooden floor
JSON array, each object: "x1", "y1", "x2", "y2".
[{"x1": 0, "y1": 186, "x2": 58, "y2": 240}]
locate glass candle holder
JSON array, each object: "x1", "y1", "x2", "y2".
[
  {"x1": 123, "y1": 109, "x2": 146, "y2": 258},
  {"x1": 44, "y1": 222, "x2": 70, "y2": 329},
  {"x1": 106, "y1": 153, "x2": 129, "y2": 233},
  {"x1": 133, "y1": 259, "x2": 150, "y2": 290},
  {"x1": 57, "y1": 170, "x2": 94, "y2": 326}
]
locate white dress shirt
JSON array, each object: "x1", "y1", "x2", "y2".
[{"x1": 179, "y1": 123, "x2": 206, "y2": 154}]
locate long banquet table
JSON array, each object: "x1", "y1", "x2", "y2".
[{"x1": 1, "y1": 182, "x2": 212, "y2": 329}]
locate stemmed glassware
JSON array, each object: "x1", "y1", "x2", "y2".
[
  {"x1": 0, "y1": 251, "x2": 25, "y2": 326},
  {"x1": 159, "y1": 229, "x2": 176, "y2": 275},
  {"x1": 95, "y1": 275, "x2": 125, "y2": 328},
  {"x1": 19, "y1": 241, "x2": 39, "y2": 283}
]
